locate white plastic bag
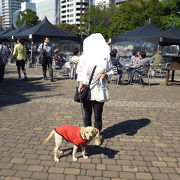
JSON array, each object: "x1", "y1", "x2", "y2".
[{"x1": 95, "y1": 79, "x2": 109, "y2": 102}]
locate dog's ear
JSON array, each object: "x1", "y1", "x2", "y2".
[
  {"x1": 80, "y1": 127, "x2": 86, "y2": 138},
  {"x1": 94, "y1": 128, "x2": 99, "y2": 134}
]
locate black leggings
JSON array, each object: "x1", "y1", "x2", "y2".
[
  {"x1": 83, "y1": 100, "x2": 104, "y2": 131},
  {"x1": 16, "y1": 60, "x2": 26, "y2": 78}
]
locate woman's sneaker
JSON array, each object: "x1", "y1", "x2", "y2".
[
  {"x1": 94, "y1": 136, "x2": 101, "y2": 146},
  {"x1": 18, "y1": 77, "x2": 21, "y2": 80}
]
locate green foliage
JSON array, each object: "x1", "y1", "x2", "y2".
[
  {"x1": 109, "y1": 0, "x2": 163, "y2": 38},
  {"x1": 16, "y1": 9, "x2": 40, "y2": 27},
  {"x1": 160, "y1": 0, "x2": 180, "y2": 29},
  {"x1": 80, "y1": 0, "x2": 180, "y2": 40},
  {"x1": 80, "y1": 3, "x2": 116, "y2": 40},
  {"x1": 56, "y1": 23, "x2": 80, "y2": 35}
]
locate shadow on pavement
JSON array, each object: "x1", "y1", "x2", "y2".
[
  {"x1": 58, "y1": 146, "x2": 119, "y2": 160},
  {"x1": 101, "y1": 118, "x2": 151, "y2": 138},
  {"x1": 0, "y1": 77, "x2": 55, "y2": 109}
]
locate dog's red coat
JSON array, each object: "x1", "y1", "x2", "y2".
[{"x1": 55, "y1": 125, "x2": 88, "y2": 147}]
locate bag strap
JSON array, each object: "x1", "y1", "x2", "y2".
[{"x1": 88, "y1": 65, "x2": 97, "y2": 85}]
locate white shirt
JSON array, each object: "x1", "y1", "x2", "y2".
[
  {"x1": 0, "y1": 44, "x2": 8, "y2": 55},
  {"x1": 76, "y1": 55, "x2": 114, "y2": 101}
]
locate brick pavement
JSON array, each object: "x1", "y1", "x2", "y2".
[{"x1": 0, "y1": 64, "x2": 180, "y2": 180}]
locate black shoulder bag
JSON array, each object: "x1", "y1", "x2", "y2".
[{"x1": 74, "y1": 66, "x2": 97, "y2": 103}]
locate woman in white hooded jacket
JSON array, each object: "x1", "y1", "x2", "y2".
[{"x1": 76, "y1": 33, "x2": 114, "y2": 146}]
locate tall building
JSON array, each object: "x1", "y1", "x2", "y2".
[
  {"x1": 60, "y1": 0, "x2": 93, "y2": 25},
  {"x1": 21, "y1": 2, "x2": 36, "y2": 12},
  {"x1": 2, "y1": 0, "x2": 29, "y2": 28},
  {"x1": 36, "y1": 0, "x2": 60, "y2": 25}
]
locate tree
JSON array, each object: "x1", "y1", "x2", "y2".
[
  {"x1": 16, "y1": 9, "x2": 40, "y2": 27},
  {"x1": 80, "y1": 3, "x2": 116, "y2": 40},
  {"x1": 160, "y1": 0, "x2": 180, "y2": 29},
  {"x1": 56, "y1": 23, "x2": 80, "y2": 35},
  {"x1": 109, "y1": 0, "x2": 163, "y2": 38}
]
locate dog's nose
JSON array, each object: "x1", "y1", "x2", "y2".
[{"x1": 89, "y1": 136, "x2": 92, "y2": 139}]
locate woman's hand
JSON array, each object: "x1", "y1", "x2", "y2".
[
  {"x1": 78, "y1": 81, "x2": 83, "y2": 92},
  {"x1": 98, "y1": 73, "x2": 107, "y2": 80}
]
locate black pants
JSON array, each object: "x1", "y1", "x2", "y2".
[
  {"x1": 0, "y1": 64, "x2": 5, "y2": 82},
  {"x1": 42, "y1": 57, "x2": 53, "y2": 80},
  {"x1": 16, "y1": 60, "x2": 26, "y2": 78},
  {"x1": 83, "y1": 100, "x2": 104, "y2": 131}
]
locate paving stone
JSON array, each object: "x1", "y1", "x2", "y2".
[
  {"x1": 96, "y1": 164, "x2": 106, "y2": 170},
  {"x1": 64, "y1": 168, "x2": 80, "y2": 175},
  {"x1": 48, "y1": 173, "x2": 65, "y2": 180},
  {"x1": 152, "y1": 161, "x2": 167, "y2": 167},
  {"x1": 77, "y1": 176, "x2": 93, "y2": 180},
  {"x1": 31, "y1": 172, "x2": 48, "y2": 179},
  {"x1": 103, "y1": 171, "x2": 119, "y2": 178},
  {"x1": 10, "y1": 158, "x2": 26, "y2": 164},
  {"x1": 136, "y1": 173, "x2": 152, "y2": 179},
  {"x1": 86, "y1": 170, "x2": 102, "y2": 177},
  {"x1": 168, "y1": 173, "x2": 180, "y2": 180},
  {"x1": 64, "y1": 175, "x2": 76, "y2": 180},
  {"x1": 4, "y1": 177, "x2": 21, "y2": 180},
  {"x1": 27, "y1": 165, "x2": 44, "y2": 172},
  {"x1": 122, "y1": 166, "x2": 138, "y2": 172},
  {"x1": 152, "y1": 173, "x2": 170, "y2": 180},
  {"x1": 119, "y1": 172, "x2": 136, "y2": 179},
  {"x1": 15, "y1": 171, "x2": 32, "y2": 178},
  {"x1": 48, "y1": 167, "x2": 64, "y2": 173}
]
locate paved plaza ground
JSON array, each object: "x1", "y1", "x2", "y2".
[{"x1": 0, "y1": 64, "x2": 180, "y2": 180}]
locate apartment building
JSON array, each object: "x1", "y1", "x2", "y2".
[
  {"x1": 2, "y1": 0, "x2": 29, "y2": 28},
  {"x1": 60, "y1": 0, "x2": 93, "y2": 25}
]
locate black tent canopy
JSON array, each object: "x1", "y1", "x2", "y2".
[
  {"x1": 15, "y1": 17, "x2": 81, "y2": 42},
  {"x1": 166, "y1": 24, "x2": 180, "y2": 38},
  {"x1": 0, "y1": 24, "x2": 15, "y2": 37},
  {"x1": 2, "y1": 22, "x2": 31, "y2": 39},
  {"x1": 111, "y1": 21, "x2": 180, "y2": 46}
]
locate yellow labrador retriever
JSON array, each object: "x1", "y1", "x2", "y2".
[{"x1": 43, "y1": 125, "x2": 99, "y2": 162}]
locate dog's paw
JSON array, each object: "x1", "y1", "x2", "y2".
[
  {"x1": 58, "y1": 150, "x2": 63, "y2": 155},
  {"x1": 54, "y1": 157, "x2": 59, "y2": 162},
  {"x1": 83, "y1": 155, "x2": 88, "y2": 159},
  {"x1": 73, "y1": 157, "x2": 78, "y2": 161}
]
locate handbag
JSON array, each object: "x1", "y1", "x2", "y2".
[
  {"x1": 95, "y1": 79, "x2": 109, "y2": 102},
  {"x1": 38, "y1": 43, "x2": 45, "y2": 64},
  {"x1": 74, "y1": 66, "x2": 97, "y2": 103}
]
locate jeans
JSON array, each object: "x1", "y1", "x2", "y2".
[
  {"x1": 42, "y1": 57, "x2": 53, "y2": 79},
  {"x1": 83, "y1": 100, "x2": 104, "y2": 131}
]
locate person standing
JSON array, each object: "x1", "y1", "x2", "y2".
[
  {"x1": 0, "y1": 41, "x2": 8, "y2": 83},
  {"x1": 70, "y1": 48, "x2": 79, "y2": 79},
  {"x1": 76, "y1": 33, "x2": 114, "y2": 146},
  {"x1": 37, "y1": 37, "x2": 54, "y2": 82},
  {"x1": 13, "y1": 39, "x2": 27, "y2": 81}
]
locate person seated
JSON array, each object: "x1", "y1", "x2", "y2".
[
  {"x1": 110, "y1": 49, "x2": 123, "y2": 73},
  {"x1": 129, "y1": 51, "x2": 149, "y2": 84},
  {"x1": 53, "y1": 49, "x2": 66, "y2": 69},
  {"x1": 131, "y1": 51, "x2": 138, "y2": 67},
  {"x1": 149, "y1": 51, "x2": 163, "y2": 68}
]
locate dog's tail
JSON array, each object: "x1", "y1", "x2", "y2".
[{"x1": 43, "y1": 130, "x2": 55, "y2": 145}]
